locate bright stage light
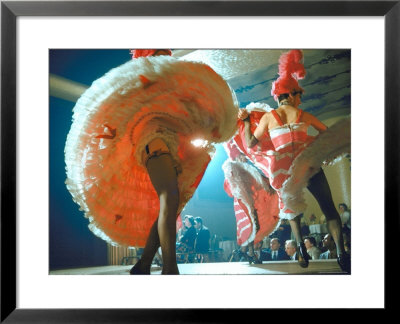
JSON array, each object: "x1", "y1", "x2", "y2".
[{"x1": 191, "y1": 139, "x2": 208, "y2": 147}]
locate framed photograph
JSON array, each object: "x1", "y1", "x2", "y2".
[{"x1": 2, "y1": 0, "x2": 397, "y2": 321}]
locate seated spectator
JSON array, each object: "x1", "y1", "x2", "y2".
[
  {"x1": 338, "y1": 203, "x2": 351, "y2": 237},
  {"x1": 304, "y1": 236, "x2": 321, "y2": 260},
  {"x1": 254, "y1": 240, "x2": 263, "y2": 260},
  {"x1": 343, "y1": 231, "x2": 351, "y2": 255},
  {"x1": 319, "y1": 234, "x2": 338, "y2": 259},
  {"x1": 176, "y1": 215, "x2": 197, "y2": 263},
  {"x1": 177, "y1": 223, "x2": 187, "y2": 242},
  {"x1": 194, "y1": 216, "x2": 211, "y2": 262},
  {"x1": 261, "y1": 238, "x2": 290, "y2": 261},
  {"x1": 247, "y1": 241, "x2": 262, "y2": 264},
  {"x1": 285, "y1": 240, "x2": 298, "y2": 261}
]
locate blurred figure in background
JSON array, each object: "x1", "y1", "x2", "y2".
[
  {"x1": 176, "y1": 215, "x2": 197, "y2": 263},
  {"x1": 270, "y1": 219, "x2": 292, "y2": 244},
  {"x1": 194, "y1": 217, "x2": 211, "y2": 263},
  {"x1": 304, "y1": 236, "x2": 321, "y2": 260},
  {"x1": 319, "y1": 234, "x2": 337, "y2": 260},
  {"x1": 300, "y1": 216, "x2": 310, "y2": 237},
  {"x1": 338, "y1": 203, "x2": 351, "y2": 240}
]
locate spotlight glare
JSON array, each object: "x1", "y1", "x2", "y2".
[{"x1": 191, "y1": 139, "x2": 207, "y2": 147}]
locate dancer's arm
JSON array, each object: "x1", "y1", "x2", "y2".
[
  {"x1": 303, "y1": 111, "x2": 327, "y2": 133},
  {"x1": 238, "y1": 109, "x2": 269, "y2": 148}
]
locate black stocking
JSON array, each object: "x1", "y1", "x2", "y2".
[
  {"x1": 289, "y1": 215, "x2": 303, "y2": 244},
  {"x1": 131, "y1": 153, "x2": 180, "y2": 275},
  {"x1": 131, "y1": 220, "x2": 160, "y2": 274},
  {"x1": 307, "y1": 169, "x2": 345, "y2": 256}
]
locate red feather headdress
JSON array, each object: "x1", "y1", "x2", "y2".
[
  {"x1": 130, "y1": 49, "x2": 172, "y2": 59},
  {"x1": 271, "y1": 50, "x2": 306, "y2": 101}
]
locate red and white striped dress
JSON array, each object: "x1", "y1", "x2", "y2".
[
  {"x1": 257, "y1": 109, "x2": 314, "y2": 219},
  {"x1": 222, "y1": 138, "x2": 280, "y2": 246},
  {"x1": 223, "y1": 180, "x2": 253, "y2": 246},
  {"x1": 234, "y1": 105, "x2": 351, "y2": 220}
]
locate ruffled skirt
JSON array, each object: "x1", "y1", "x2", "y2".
[{"x1": 65, "y1": 56, "x2": 238, "y2": 247}]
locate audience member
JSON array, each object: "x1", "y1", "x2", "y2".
[
  {"x1": 177, "y1": 222, "x2": 187, "y2": 241},
  {"x1": 194, "y1": 217, "x2": 211, "y2": 262},
  {"x1": 343, "y1": 232, "x2": 351, "y2": 255},
  {"x1": 285, "y1": 240, "x2": 298, "y2": 260},
  {"x1": 176, "y1": 215, "x2": 197, "y2": 262},
  {"x1": 304, "y1": 236, "x2": 321, "y2": 260},
  {"x1": 319, "y1": 234, "x2": 337, "y2": 259},
  {"x1": 254, "y1": 240, "x2": 264, "y2": 260},
  {"x1": 338, "y1": 204, "x2": 351, "y2": 253},
  {"x1": 309, "y1": 213, "x2": 317, "y2": 224},
  {"x1": 261, "y1": 238, "x2": 290, "y2": 261},
  {"x1": 338, "y1": 203, "x2": 351, "y2": 232}
]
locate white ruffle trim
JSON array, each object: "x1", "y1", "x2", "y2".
[
  {"x1": 280, "y1": 116, "x2": 351, "y2": 217},
  {"x1": 222, "y1": 160, "x2": 272, "y2": 245},
  {"x1": 64, "y1": 55, "x2": 238, "y2": 247}
]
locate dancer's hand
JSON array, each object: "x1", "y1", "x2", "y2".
[{"x1": 238, "y1": 109, "x2": 249, "y2": 121}]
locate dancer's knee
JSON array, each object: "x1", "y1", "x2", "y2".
[
  {"x1": 158, "y1": 191, "x2": 179, "y2": 220},
  {"x1": 320, "y1": 203, "x2": 339, "y2": 221},
  {"x1": 307, "y1": 169, "x2": 340, "y2": 220}
]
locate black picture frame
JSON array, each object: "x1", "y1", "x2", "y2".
[{"x1": 1, "y1": 0, "x2": 398, "y2": 322}]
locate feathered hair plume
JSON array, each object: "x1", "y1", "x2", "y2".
[
  {"x1": 271, "y1": 49, "x2": 306, "y2": 101},
  {"x1": 130, "y1": 49, "x2": 172, "y2": 59}
]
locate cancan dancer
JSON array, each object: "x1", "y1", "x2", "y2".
[
  {"x1": 237, "y1": 50, "x2": 350, "y2": 272},
  {"x1": 65, "y1": 49, "x2": 238, "y2": 274}
]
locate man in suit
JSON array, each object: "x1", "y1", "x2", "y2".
[
  {"x1": 194, "y1": 216, "x2": 211, "y2": 262},
  {"x1": 260, "y1": 238, "x2": 290, "y2": 261},
  {"x1": 285, "y1": 240, "x2": 298, "y2": 260}
]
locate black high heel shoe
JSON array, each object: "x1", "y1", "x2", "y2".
[
  {"x1": 129, "y1": 259, "x2": 150, "y2": 275},
  {"x1": 297, "y1": 242, "x2": 310, "y2": 268},
  {"x1": 337, "y1": 252, "x2": 351, "y2": 273}
]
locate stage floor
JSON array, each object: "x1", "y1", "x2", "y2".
[{"x1": 50, "y1": 259, "x2": 346, "y2": 275}]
